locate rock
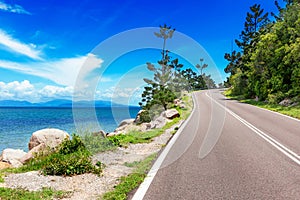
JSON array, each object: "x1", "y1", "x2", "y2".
[
  {"x1": 9, "y1": 159, "x2": 23, "y2": 168},
  {"x1": 106, "y1": 131, "x2": 121, "y2": 137},
  {"x1": 140, "y1": 123, "x2": 151, "y2": 132},
  {"x1": 1, "y1": 148, "x2": 27, "y2": 167},
  {"x1": 0, "y1": 161, "x2": 11, "y2": 169},
  {"x1": 164, "y1": 109, "x2": 180, "y2": 119},
  {"x1": 134, "y1": 110, "x2": 147, "y2": 124},
  {"x1": 28, "y1": 128, "x2": 69, "y2": 150},
  {"x1": 151, "y1": 116, "x2": 168, "y2": 129},
  {"x1": 279, "y1": 99, "x2": 293, "y2": 107},
  {"x1": 20, "y1": 143, "x2": 46, "y2": 164},
  {"x1": 118, "y1": 119, "x2": 135, "y2": 128},
  {"x1": 92, "y1": 130, "x2": 107, "y2": 137}
]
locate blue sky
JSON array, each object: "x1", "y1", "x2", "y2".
[{"x1": 0, "y1": 0, "x2": 281, "y2": 105}]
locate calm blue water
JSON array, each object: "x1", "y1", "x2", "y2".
[{"x1": 0, "y1": 107, "x2": 140, "y2": 152}]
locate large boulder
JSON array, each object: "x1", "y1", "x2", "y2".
[
  {"x1": 150, "y1": 115, "x2": 168, "y2": 129},
  {"x1": 28, "y1": 128, "x2": 69, "y2": 150},
  {"x1": 164, "y1": 109, "x2": 180, "y2": 119},
  {"x1": 1, "y1": 148, "x2": 27, "y2": 168}
]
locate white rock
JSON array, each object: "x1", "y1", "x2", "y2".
[
  {"x1": 151, "y1": 116, "x2": 168, "y2": 129},
  {"x1": 164, "y1": 109, "x2": 180, "y2": 119},
  {"x1": 28, "y1": 128, "x2": 69, "y2": 150},
  {"x1": 1, "y1": 148, "x2": 27, "y2": 167},
  {"x1": 20, "y1": 143, "x2": 46, "y2": 164}
]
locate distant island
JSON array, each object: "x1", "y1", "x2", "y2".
[{"x1": 0, "y1": 99, "x2": 136, "y2": 108}]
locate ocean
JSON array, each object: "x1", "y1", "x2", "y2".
[{"x1": 0, "y1": 107, "x2": 140, "y2": 152}]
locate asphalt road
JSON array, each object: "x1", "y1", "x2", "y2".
[{"x1": 134, "y1": 89, "x2": 300, "y2": 200}]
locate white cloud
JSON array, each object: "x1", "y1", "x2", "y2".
[
  {"x1": 0, "y1": 53, "x2": 104, "y2": 87},
  {"x1": 0, "y1": 30, "x2": 42, "y2": 60},
  {"x1": 0, "y1": 80, "x2": 142, "y2": 105},
  {"x1": 38, "y1": 85, "x2": 74, "y2": 99},
  {"x1": 0, "y1": 80, "x2": 74, "y2": 102},
  {"x1": 0, "y1": 1, "x2": 31, "y2": 15},
  {"x1": 0, "y1": 80, "x2": 36, "y2": 101}
]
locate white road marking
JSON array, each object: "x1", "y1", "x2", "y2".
[
  {"x1": 132, "y1": 93, "x2": 198, "y2": 200},
  {"x1": 205, "y1": 92, "x2": 300, "y2": 166}
]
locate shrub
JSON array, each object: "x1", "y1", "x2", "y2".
[
  {"x1": 81, "y1": 132, "x2": 116, "y2": 154},
  {"x1": 18, "y1": 134, "x2": 102, "y2": 176},
  {"x1": 40, "y1": 134, "x2": 101, "y2": 176}
]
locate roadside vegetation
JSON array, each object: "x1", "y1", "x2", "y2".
[
  {"x1": 224, "y1": 1, "x2": 300, "y2": 107},
  {"x1": 102, "y1": 153, "x2": 157, "y2": 200},
  {"x1": 0, "y1": 188, "x2": 69, "y2": 200},
  {"x1": 224, "y1": 89, "x2": 300, "y2": 119},
  {"x1": 5, "y1": 135, "x2": 102, "y2": 176}
]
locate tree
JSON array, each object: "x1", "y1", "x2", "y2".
[
  {"x1": 224, "y1": 2, "x2": 300, "y2": 103},
  {"x1": 195, "y1": 58, "x2": 208, "y2": 75},
  {"x1": 139, "y1": 25, "x2": 178, "y2": 111},
  {"x1": 154, "y1": 24, "x2": 175, "y2": 60},
  {"x1": 224, "y1": 4, "x2": 270, "y2": 95}
]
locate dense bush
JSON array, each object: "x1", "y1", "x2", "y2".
[{"x1": 23, "y1": 134, "x2": 102, "y2": 176}]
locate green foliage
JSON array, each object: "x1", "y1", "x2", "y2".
[
  {"x1": 224, "y1": 3, "x2": 300, "y2": 104},
  {"x1": 0, "y1": 187, "x2": 69, "y2": 200},
  {"x1": 225, "y1": 90, "x2": 300, "y2": 119},
  {"x1": 140, "y1": 25, "x2": 215, "y2": 112},
  {"x1": 102, "y1": 154, "x2": 157, "y2": 200},
  {"x1": 80, "y1": 132, "x2": 116, "y2": 154},
  {"x1": 10, "y1": 134, "x2": 102, "y2": 176}
]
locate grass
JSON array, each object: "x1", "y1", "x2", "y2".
[
  {"x1": 102, "y1": 153, "x2": 157, "y2": 200},
  {"x1": 223, "y1": 89, "x2": 300, "y2": 119},
  {"x1": 0, "y1": 187, "x2": 69, "y2": 200},
  {"x1": 241, "y1": 99, "x2": 300, "y2": 119}
]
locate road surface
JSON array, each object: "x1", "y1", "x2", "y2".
[{"x1": 133, "y1": 89, "x2": 300, "y2": 200}]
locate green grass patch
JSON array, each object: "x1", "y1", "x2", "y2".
[
  {"x1": 108, "y1": 117, "x2": 181, "y2": 147},
  {"x1": 102, "y1": 153, "x2": 157, "y2": 200},
  {"x1": 241, "y1": 99, "x2": 300, "y2": 119},
  {"x1": 0, "y1": 187, "x2": 69, "y2": 200},
  {"x1": 224, "y1": 89, "x2": 300, "y2": 119}
]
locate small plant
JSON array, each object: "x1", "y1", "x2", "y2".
[
  {"x1": 0, "y1": 187, "x2": 69, "y2": 200},
  {"x1": 9, "y1": 134, "x2": 102, "y2": 176},
  {"x1": 81, "y1": 132, "x2": 116, "y2": 154},
  {"x1": 103, "y1": 154, "x2": 157, "y2": 200}
]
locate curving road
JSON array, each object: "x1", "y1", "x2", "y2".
[{"x1": 132, "y1": 89, "x2": 300, "y2": 200}]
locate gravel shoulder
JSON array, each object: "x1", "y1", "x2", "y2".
[{"x1": 2, "y1": 121, "x2": 183, "y2": 200}]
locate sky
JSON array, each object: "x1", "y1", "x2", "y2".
[{"x1": 0, "y1": 0, "x2": 282, "y2": 105}]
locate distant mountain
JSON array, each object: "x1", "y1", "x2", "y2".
[
  {"x1": 0, "y1": 100, "x2": 33, "y2": 107},
  {"x1": 0, "y1": 99, "x2": 133, "y2": 108}
]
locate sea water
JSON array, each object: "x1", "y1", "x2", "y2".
[{"x1": 0, "y1": 107, "x2": 140, "y2": 152}]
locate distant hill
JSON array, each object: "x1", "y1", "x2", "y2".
[{"x1": 0, "y1": 99, "x2": 133, "y2": 108}]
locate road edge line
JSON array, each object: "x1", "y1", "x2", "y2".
[
  {"x1": 206, "y1": 92, "x2": 300, "y2": 166},
  {"x1": 131, "y1": 92, "x2": 198, "y2": 200}
]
